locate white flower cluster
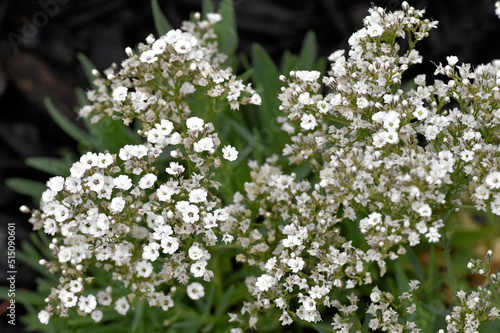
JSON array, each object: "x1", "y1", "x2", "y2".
[
  {"x1": 224, "y1": 1, "x2": 500, "y2": 330},
  {"x1": 30, "y1": 122, "x2": 229, "y2": 321},
  {"x1": 29, "y1": 13, "x2": 256, "y2": 324},
  {"x1": 440, "y1": 251, "x2": 500, "y2": 333},
  {"x1": 80, "y1": 12, "x2": 260, "y2": 130},
  {"x1": 29, "y1": 2, "x2": 500, "y2": 330}
]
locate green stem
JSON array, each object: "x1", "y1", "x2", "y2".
[{"x1": 442, "y1": 209, "x2": 457, "y2": 296}]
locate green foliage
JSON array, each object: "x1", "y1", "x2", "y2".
[{"x1": 151, "y1": 0, "x2": 173, "y2": 36}]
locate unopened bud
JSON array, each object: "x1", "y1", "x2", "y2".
[
  {"x1": 19, "y1": 205, "x2": 30, "y2": 214},
  {"x1": 125, "y1": 47, "x2": 134, "y2": 57}
]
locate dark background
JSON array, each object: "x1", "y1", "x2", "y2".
[{"x1": 1, "y1": 0, "x2": 500, "y2": 331}]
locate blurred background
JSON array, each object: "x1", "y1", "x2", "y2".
[{"x1": 1, "y1": 0, "x2": 500, "y2": 331}]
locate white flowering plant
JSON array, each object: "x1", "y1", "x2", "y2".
[{"x1": 5, "y1": 0, "x2": 500, "y2": 332}]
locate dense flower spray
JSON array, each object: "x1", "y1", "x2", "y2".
[{"x1": 26, "y1": 2, "x2": 500, "y2": 331}]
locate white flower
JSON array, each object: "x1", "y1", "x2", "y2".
[
  {"x1": 59, "y1": 290, "x2": 78, "y2": 308},
  {"x1": 58, "y1": 246, "x2": 72, "y2": 263},
  {"x1": 416, "y1": 203, "x2": 432, "y2": 217},
  {"x1": 112, "y1": 86, "x2": 128, "y2": 102},
  {"x1": 370, "y1": 287, "x2": 381, "y2": 302},
  {"x1": 138, "y1": 173, "x2": 157, "y2": 189},
  {"x1": 188, "y1": 245, "x2": 204, "y2": 260},
  {"x1": 161, "y1": 236, "x2": 179, "y2": 254},
  {"x1": 187, "y1": 282, "x2": 205, "y2": 300},
  {"x1": 155, "y1": 119, "x2": 174, "y2": 135},
  {"x1": 91, "y1": 310, "x2": 103, "y2": 323},
  {"x1": 109, "y1": 197, "x2": 126, "y2": 214},
  {"x1": 222, "y1": 145, "x2": 238, "y2": 161},
  {"x1": 174, "y1": 39, "x2": 192, "y2": 54},
  {"x1": 446, "y1": 55, "x2": 459, "y2": 66},
  {"x1": 356, "y1": 96, "x2": 369, "y2": 109},
  {"x1": 47, "y1": 176, "x2": 65, "y2": 192},
  {"x1": 97, "y1": 291, "x2": 112, "y2": 306},
  {"x1": 193, "y1": 137, "x2": 214, "y2": 153},
  {"x1": 156, "y1": 184, "x2": 178, "y2": 201},
  {"x1": 255, "y1": 274, "x2": 275, "y2": 292},
  {"x1": 287, "y1": 257, "x2": 305, "y2": 273},
  {"x1": 166, "y1": 162, "x2": 185, "y2": 175},
  {"x1": 113, "y1": 175, "x2": 132, "y2": 190},
  {"x1": 136, "y1": 260, "x2": 154, "y2": 278},
  {"x1": 460, "y1": 150, "x2": 474, "y2": 162},
  {"x1": 43, "y1": 218, "x2": 57, "y2": 236},
  {"x1": 38, "y1": 310, "x2": 50, "y2": 324},
  {"x1": 206, "y1": 13, "x2": 222, "y2": 23},
  {"x1": 139, "y1": 49, "x2": 158, "y2": 63},
  {"x1": 78, "y1": 295, "x2": 97, "y2": 313},
  {"x1": 190, "y1": 261, "x2": 207, "y2": 277},
  {"x1": 186, "y1": 117, "x2": 204, "y2": 131},
  {"x1": 142, "y1": 242, "x2": 160, "y2": 261},
  {"x1": 425, "y1": 227, "x2": 441, "y2": 243},
  {"x1": 69, "y1": 279, "x2": 83, "y2": 293},
  {"x1": 294, "y1": 70, "x2": 321, "y2": 82},
  {"x1": 300, "y1": 114, "x2": 317, "y2": 130},
  {"x1": 298, "y1": 92, "x2": 313, "y2": 105},
  {"x1": 250, "y1": 93, "x2": 262, "y2": 105},
  {"x1": 189, "y1": 188, "x2": 208, "y2": 203},
  {"x1": 182, "y1": 204, "x2": 200, "y2": 223},
  {"x1": 475, "y1": 184, "x2": 490, "y2": 200},
  {"x1": 115, "y1": 296, "x2": 130, "y2": 315},
  {"x1": 485, "y1": 171, "x2": 500, "y2": 189}
]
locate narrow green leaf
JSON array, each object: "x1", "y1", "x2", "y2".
[
  {"x1": 407, "y1": 248, "x2": 425, "y2": 281},
  {"x1": 75, "y1": 86, "x2": 89, "y2": 107},
  {"x1": 215, "y1": 285, "x2": 235, "y2": 315},
  {"x1": 298, "y1": 30, "x2": 317, "y2": 70},
  {"x1": 280, "y1": 50, "x2": 298, "y2": 75},
  {"x1": 6, "y1": 178, "x2": 46, "y2": 200},
  {"x1": 77, "y1": 53, "x2": 97, "y2": 89},
  {"x1": 45, "y1": 97, "x2": 89, "y2": 143},
  {"x1": 315, "y1": 57, "x2": 327, "y2": 75},
  {"x1": 151, "y1": 0, "x2": 173, "y2": 36},
  {"x1": 131, "y1": 300, "x2": 145, "y2": 332},
  {"x1": 251, "y1": 44, "x2": 283, "y2": 150},
  {"x1": 84, "y1": 116, "x2": 139, "y2": 153},
  {"x1": 393, "y1": 261, "x2": 410, "y2": 294},
  {"x1": 202, "y1": 0, "x2": 215, "y2": 17},
  {"x1": 445, "y1": 231, "x2": 455, "y2": 253},
  {"x1": 215, "y1": 0, "x2": 238, "y2": 56},
  {"x1": 25, "y1": 157, "x2": 71, "y2": 176}
]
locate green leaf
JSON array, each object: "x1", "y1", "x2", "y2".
[
  {"x1": 6, "y1": 178, "x2": 46, "y2": 201},
  {"x1": 445, "y1": 231, "x2": 455, "y2": 253},
  {"x1": 45, "y1": 97, "x2": 89, "y2": 143},
  {"x1": 202, "y1": 0, "x2": 215, "y2": 17},
  {"x1": 280, "y1": 50, "x2": 298, "y2": 75},
  {"x1": 215, "y1": 0, "x2": 238, "y2": 57},
  {"x1": 75, "y1": 86, "x2": 89, "y2": 107},
  {"x1": 84, "y1": 116, "x2": 139, "y2": 154},
  {"x1": 251, "y1": 44, "x2": 284, "y2": 151},
  {"x1": 407, "y1": 247, "x2": 425, "y2": 281},
  {"x1": 77, "y1": 53, "x2": 97, "y2": 89},
  {"x1": 215, "y1": 285, "x2": 234, "y2": 316},
  {"x1": 25, "y1": 157, "x2": 71, "y2": 177},
  {"x1": 131, "y1": 300, "x2": 145, "y2": 332},
  {"x1": 298, "y1": 30, "x2": 317, "y2": 70},
  {"x1": 151, "y1": 0, "x2": 173, "y2": 36}
]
